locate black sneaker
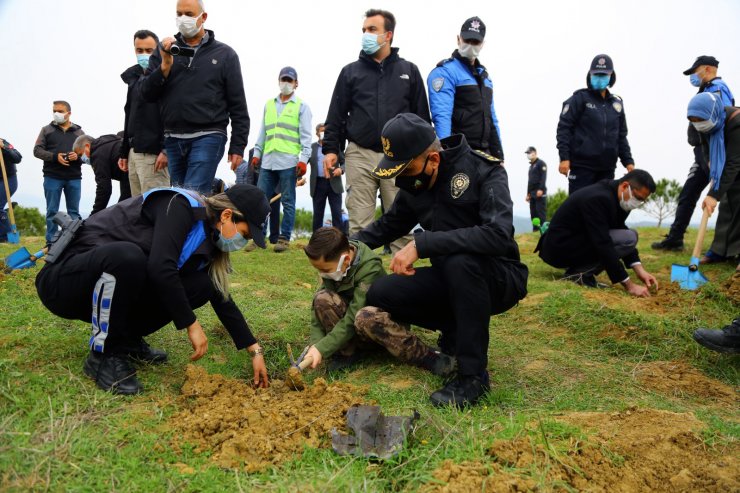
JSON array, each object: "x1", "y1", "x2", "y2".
[
  {"x1": 121, "y1": 340, "x2": 168, "y2": 364},
  {"x1": 693, "y1": 320, "x2": 740, "y2": 354},
  {"x1": 651, "y1": 235, "x2": 684, "y2": 251},
  {"x1": 419, "y1": 350, "x2": 457, "y2": 377},
  {"x1": 430, "y1": 372, "x2": 490, "y2": 408},
  {"x1": 83, "y1": 351, "x2": 142, "y2": 395},
  {"x1": 562, "y1": 271, "x2": 607, "y2": 289}
]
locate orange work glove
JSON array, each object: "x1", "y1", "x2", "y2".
[{"x1": 296, "y1": 161, "x2": 307, "y2": 177}]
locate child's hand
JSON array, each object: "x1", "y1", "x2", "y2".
[{"x1": 305, "y1": 346, "x2": 322, "y2": 369}]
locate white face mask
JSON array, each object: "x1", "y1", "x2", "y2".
[
  {"x1": 176, "y1": 12, "x2": 203, "y2": 38},
  {"x1": 319, "y1": 254, "x2": 349, "y2": 281},
  {"x1": 319, "y1": 132, "x2": 325, "y2": 141},
  {"x1": 526, "y1": 153, "x2": 536, "y2": 161},
  {"x1": 691, "y1": 120, "x2": 716, "y2": 134},
  {"x1": 53, "y1": 112, "x2": 67, "y2": 125},
  {"x1": 458, "y1": 41, "x2": 482, "y2": 59},
  {"x1": 619, "y1": 185, "x2": 643, "y2": 212},
  {"x1": 279, "y1": 81, "x2": 295, "y2": 96}
]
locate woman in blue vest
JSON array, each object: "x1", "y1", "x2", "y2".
[{"x1": 35, "y1": 185, "x2": 271, "y2": 395}]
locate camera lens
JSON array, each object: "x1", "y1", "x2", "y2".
[{"x1": 169, "y1": 45, "x2": 181, "y2": 55}]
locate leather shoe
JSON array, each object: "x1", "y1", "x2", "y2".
[
  {"x1": 121, "y1": 340, "x2": 167, "y2": 364},
  {"x1": 83, "y1": 351, "x2": 142, "y2": 395},
  {"x1": 430, "y1": 373, "x2": 490, "y2": 408},
  {"x1": 693, "y1": 320, "x2": 740, "y2": 354}
]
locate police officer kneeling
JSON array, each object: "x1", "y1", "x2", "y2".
[
  {"x1": 353, "y1": 114, "x2": 528, "y2": 408},
  {"x1": 35, "y1": 185, "x2": 271, "y2": 394},
  {"x1": 536, "y1": 170, "x2": 659, "y2": 297}
]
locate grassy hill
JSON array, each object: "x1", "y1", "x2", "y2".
[{"x1": 0, "y1": 228, "x2": 737, "y2": 491}]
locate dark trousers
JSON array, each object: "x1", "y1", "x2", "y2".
[
  {"x1": 35, "y1": 242, "x2": 216, "y2": 353},
  {"x1": 365, "y1": 254, "x2": 527, "y2": 375},
  {"x1": 568, "y1": 166, "x2": 615, "y2": 194},
  {"x1": 312, "y1": 178, "x2": 343, "y2": 232},
  {"x1": 268, "y1": 199, "x2": 280, "y2": 243},
  {"x1": 669, "y1": 160, "x2": 710, "y2": 239},
  {"x1": 529, "y1": 196, "x2": 547, "y2": 230}
]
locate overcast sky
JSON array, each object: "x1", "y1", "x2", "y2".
[{"x1": 1, "y1": 0, "x2": 738, "y2": 226}]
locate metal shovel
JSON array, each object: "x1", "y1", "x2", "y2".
[
  {"x1": 0, "y1": 146, "x2": 19, "y2": 244},
  {"x1": 3, "y1": 246, "x2": 46, "y2": 273},
  {"x1": 671, "y1": 208, "x2": 710, "y2": 290}
]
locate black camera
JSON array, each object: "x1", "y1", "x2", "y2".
[
  {"x1": 61, "y1": 152, "x2": 71, "y2": 161},
  {"x1": 168, "y1": 44, "x2": 195, "y2": 57}
]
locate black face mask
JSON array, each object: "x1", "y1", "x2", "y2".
[{"x1": 395, "y1": 155, "x2": 435, "y2": 195}]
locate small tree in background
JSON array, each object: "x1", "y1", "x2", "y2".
[
  {"x1": 13, "y1": 205, "x2": 46, "y2": 237},
  {"x1": 643, "y1": 178, "x2": 681, "y2": 228},
  {"x1": 546, "y1": 189, "x2": 568, "y2": 220}
]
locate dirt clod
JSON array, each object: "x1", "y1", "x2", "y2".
[
  {"x1": 171, "y1": 365, "x2": 368, "y2": 471},
  {"x1": 635, "y1": 360, "x2": 737, "y2": 405},
  {"x1": 285, "y1": 366, "x2": 305, "y2": 391}
]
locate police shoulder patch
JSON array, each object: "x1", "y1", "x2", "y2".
[
  {"x1": 472, "y1": 149, "x2": 500, "y2": 162},
  {"x1": 612, "y1": 102, "x2": 623, "y2": 113},
  {"x1": 562, "y1": 103, "x2": 570, "y2": 115},
  {"x1": 432, "y1": 77, "x2": 445, "y2": 92},
  {"x1": 541, "y1": 165, "x2": 547, "y2": 171},
  {"x1": 450, "y1": 173, "x2": 470, "y2": 199}
]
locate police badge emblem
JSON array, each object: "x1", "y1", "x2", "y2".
[
  {"x1": 612, "y1": 102, "x2": 623, "y2": 113},
  {"x1": 451, "y1": 173, "x2": 470, "y2": 199},
  {"x1": 432, "y1": 77, "x2": 445, "y2": 92}
]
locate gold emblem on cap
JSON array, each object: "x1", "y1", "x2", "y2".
[
  {"x1": 382, "y1": 136, "x2": 394, "y2": 157},
  {"x1": 375, "y1": 162, "x2": 407, "y2": 177}
]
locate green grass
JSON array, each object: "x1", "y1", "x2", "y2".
[{"x1": 0, "y1": 227, "x2": 737, "y2": 492}]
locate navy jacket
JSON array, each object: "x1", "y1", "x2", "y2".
[
  {"x1": 323, "y1": 48, "x2": 430, "y2": 155},
  {"x1": 0, "y1": 138, "x2": 22, "y2": 177},
  {"x1": 140, "y1": 30, "x2": 250, "y2": 157},
  {"x1": 427, "y1": 51, "x2": 503, "y2": 160},
  {"x1": 120, "y1": 65, "x2": 165, "y2": 157},
  {"x1": 527, "y1": 158, "x2": 547, "y2": 194},
  {"x1": 90, "y1": 134, "x2": 131, "y2": 215},
  {"x1": 556, "y1": 88, "x2": 634, "y2": 170}
]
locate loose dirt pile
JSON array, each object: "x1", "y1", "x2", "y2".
[
  {"x1": 171, "y1": 365, "x2": 368, "y2": 471},
  {"x1": 634, "y1": 360, "x2": 737, "y2": 405},
  {"x1": 722, "y1": 271, "x2": 740, "y2": 305},
  {"x1": 423, "y1": 408, "x2": 739, "y2": 493}
]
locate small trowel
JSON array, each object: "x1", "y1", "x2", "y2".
[{"x1": 285, "y1": 344, "x2": 313, "y2": 391}]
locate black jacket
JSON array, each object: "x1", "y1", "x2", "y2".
[
  {"x1": 538, "y1": 179, "x2": 640, "y2": 283},
  {"x1": 705, "y1": 106, "x2": 740, "y2": 200},
  {"x1": 323, "y1": 48, "x2": 430, "y2": 155},
  {"x1": 527, "y1": 158, "x2": 547, "y2": 194},
  {"x1": 556, "y1": 88, "x2": 634, "y2": 170},
  {"x1": 1, "y1": 138, "x2": 22, "y2": 177},
  {"x1": 33, "y1": 122, "x2": 85, "y2": 180},
  {"x1": 120, "y1": 65, "x2": 165, "y2": 157},
  {"x1": 140, "y1": 30, "x2": 250, "y2": 156},
  {"x1": 354, "y1": 134, "x2": 521, "y2": 262},
  {"x1": 309, "y1": 142, "x2": 344, "y2": 197},
  {"x1": 90, "y1": 134, "x2": 131, "y2": 215}
]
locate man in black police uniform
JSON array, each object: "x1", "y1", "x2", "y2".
[
  {"x1": 353, "y1": 113, "x2": 528, "y2": 408},
  {"x1": 525, "y1": 146, "x2": 547, "y2": 231},
  {"x1": 537, "y1": 170, "x2": 659, "y2": 297},
  {"x1": 556, "y1": 55, "x2": 635, "y2": 194}
]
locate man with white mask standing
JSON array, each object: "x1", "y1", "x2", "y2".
[
  {"x1": 141, "y1": 0, "x2": 249, "y2": 195},
  {"x1": 427, "y1": 16, "x2": 504, "y2": 162},
  {"x1": 252, "y1": 67, "x2": 313, "y2": 252}
]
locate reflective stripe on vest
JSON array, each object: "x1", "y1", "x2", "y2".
[
  {"x1": 142, "y1": 187, "x2": 207, "y2": 269},
  {"x1": 263, "y1": 97, "x2": 302, "y2": 156}
]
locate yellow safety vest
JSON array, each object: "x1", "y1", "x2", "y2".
[{"x1": 263, "y1": 97, "x2": 302, "y2": 156}]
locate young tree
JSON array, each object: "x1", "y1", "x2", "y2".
[
  {"x1": 643, "y1": 178, "x2": 681, "y2": 227},
  {"x1": 546, "y1": 189, "x2": 568, "y2": 220}
]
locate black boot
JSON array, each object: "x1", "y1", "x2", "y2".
[
  {"x1": 121, "y1": 339, "x2": 168, "y2": 364},
  {"x1": 693, "y1": 320, "x2": 740, "y2": 354},
  {"x1": 651, "y1": 234, "x2": 684, "y2": 251},
  {"x1": 83, "y1": 351, "x2": 142, "y2": 395},
  {"x1": 419, "y1": 350, "x2": 457, "y2": 377},
  {"x1": 430, "y1": 372, "x2": 490, "y2": 408}
]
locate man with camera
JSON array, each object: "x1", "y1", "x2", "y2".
[
  {"x1": 140, "y1": 0, "x2": 249, "y2": 195},
  {"x1": 33, "y1": 100, "x2": 85, "y2": 244}
]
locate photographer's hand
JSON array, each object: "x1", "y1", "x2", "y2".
[
  {"x1": 159, "y1": 37, "x2": 176, "y2": 78},
  {"x1": 57, "y1": 153, "x2": 69, "y2": 166}
]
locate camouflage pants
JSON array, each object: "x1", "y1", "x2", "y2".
[
  {"x1": 354, "y1": 306, "x2": 432, "y2": 364},
  {"x1": 313, "y1": 289, "x2": 374, "y2": 357}
]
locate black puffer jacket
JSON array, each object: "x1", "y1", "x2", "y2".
[{"x1": 120, "y1": 64, "x2": 164, "y2": 157}]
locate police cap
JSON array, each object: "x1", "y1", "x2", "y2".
[
  {"x1": 589, "y1": 54, "x2": 614, "y2": 75},
  {"x1": 460, "y1": 16, "x2": 485, "y2": 42},
  {"x1": 682, "y1": 55, "x2": 719, "y2": 75},
  {"x1": 224, "y1": 184, "x2": 271, "y2": 248},
  {"x1": 373, "y1": 113, "x2": 436, "y2": 179}
]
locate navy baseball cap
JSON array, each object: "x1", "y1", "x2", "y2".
[
  {"x1": 373, "y1": 113, "x2": 436, "y2": 179},
  {"x1": 460, "y1": 16, "x2": 485, "y2": 42},
  {"x1": 683, "y1": 56, "x2": 719, "y2": 75},
  {"x1": 525, "y1": 146, "x2": 537, "y2": 154},
  {"x1": 224, "y1": 184, "x2": 271, "y2": 248},
  {"x1": 589, "y1": 54, "x2": 614, "y2": 75},
  {"x1": 279, "y1": 66, "x2": 298, "y2": 80}
]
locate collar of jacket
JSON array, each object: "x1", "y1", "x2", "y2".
[
  {"x1": 439, "y1": 133, "x2": 471, "y2": 165},
  {"x1": 175, "y1": 29, "x2": 215, "y2": 49},
  {"x1": 50, "y1": 122, "x2": 81, "y2": 132},
  {"x1": 359, "y1": 47, "x2": 400, "y2": 68},
  {"x1": 452, "y1": 49, "x2": 487, "y2": 75},
  {"x1": 698, "y1": 76, "x2": 724, "y2": 93},
  {"x1": 121, "y1": 64, "x2": 144, "y2": 84}
]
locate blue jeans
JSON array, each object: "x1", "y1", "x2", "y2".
[
  {"x1": 257, "y1": 167, "x2": 296, "y2": 240},
  {"x1": 43, "y1": 176, "x2": 81, "y2": 243},
  {"x1": 0, "y1": 175, "x2": 18, "y2": 240},
  {"x1": 164, "y1": 133, "x2": 227, "y2": 194}
]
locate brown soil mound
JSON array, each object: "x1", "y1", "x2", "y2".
[
  {"x1": 171, "y1": 365, "x2": 368, "y2": 471},
  {"x1": 722, "y1": 271, "x2": 740, "y2": 305},
  {"x1": 423, "y1": 408, "x2": 739, "y2": 492},
  {"x1": 635, "y1": 360, "x2": 737, "y2": 405}
]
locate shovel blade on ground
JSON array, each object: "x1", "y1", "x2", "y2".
[
  {"x1": 4, "y1": 247, "x2": 43, "y2": 271},
  {"x1": 671, "y1": 258, "x2": 708, "y2": 290}
]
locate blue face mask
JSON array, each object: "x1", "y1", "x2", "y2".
[
  {"x1": 689, "y1": 73, "x2": 702, "y2": 88},
  {"x1": 80, "y1": 153, "x2": 90, "y2": 165},
  {"x1": 216, "y1": 220, "x2": 248, "y2": 252},
  {"x1": 137, "y1": 54, "x2": 150, "y2": 70},
  {"x1": 590, "y1": 74, "x2": 610, "y2": 91},
  {"x1": 362, "y1": 32, "x2": 386, "y2": 55}
]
